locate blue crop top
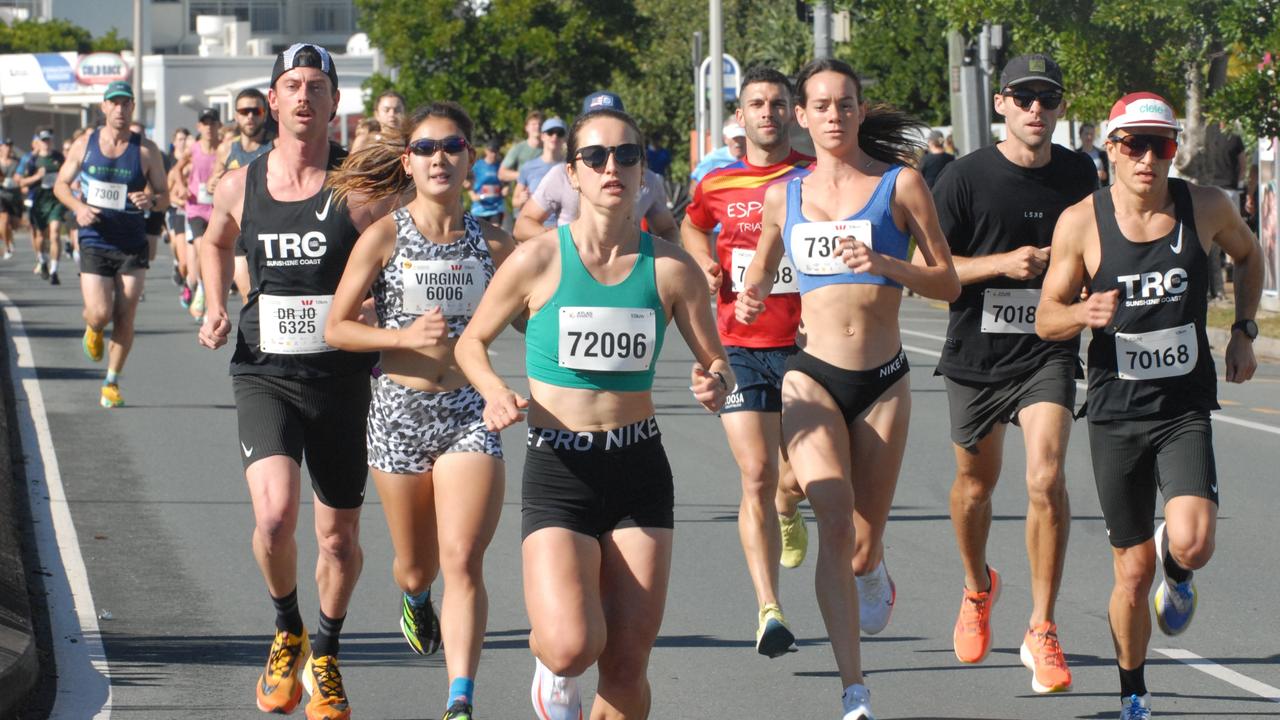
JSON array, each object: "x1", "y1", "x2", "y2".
[{"x1": 782, "y1": 165, "x2": 909, "y2": 294}]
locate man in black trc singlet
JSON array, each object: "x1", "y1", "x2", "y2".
[
  {"x1": 197, "y1": 43, "x2": 398, "y2": 720},
  {"x1": 1036, "y1": 92, "x2": 1263, "y2": 720}
]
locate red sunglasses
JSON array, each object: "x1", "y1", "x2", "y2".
[{"x1": 1108, "y1": 134, "x2": 1178, "y2": 161}]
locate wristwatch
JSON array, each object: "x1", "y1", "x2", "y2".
[{"x1": 1231, "y1": 319, "x2": 1258, "y2": 340}]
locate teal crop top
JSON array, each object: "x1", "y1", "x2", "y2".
[{"x1": 525, "y1": 225, "x2": 667, "y2": 391}]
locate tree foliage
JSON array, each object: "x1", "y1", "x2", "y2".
[
  {"x1": 0, "y1": 18, "x2": 128, "y2": 54},
  {"x1": 356, "y1": 0, "x2": 648, "y2": 142},
  {"x1": 934, "y1": 0, "x2": 1279, "y2": 182},
  {"x1": 835, "y1": 0, "x2": 951, "y2": 126}
]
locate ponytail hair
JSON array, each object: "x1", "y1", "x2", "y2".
[
  {"x1": 795, "y1": 58, "x2": 925, "y2": 167},
  {"x1": 327, "y1": 100, "x2": 475, "y2": 205}
]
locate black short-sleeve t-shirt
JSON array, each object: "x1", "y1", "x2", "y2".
[{"x1": 932, "y1": 143, "x2": 1097, "y2": 383}]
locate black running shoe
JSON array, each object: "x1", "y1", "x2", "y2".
[{"x1": 442, "y1": 698, "x2": 473, "y2": 720}]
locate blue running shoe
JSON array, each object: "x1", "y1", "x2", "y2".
[
  {"x1": 1119, "y1": 693, "x2": 1152, "y2": 719},
  {"x1": 1153, "y1": 522, "x2": 1196, "y2": 636}
]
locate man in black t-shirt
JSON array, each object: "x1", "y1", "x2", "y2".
[{"x1": 931, "y1": 53, "x2": 1096, "y2": 696}]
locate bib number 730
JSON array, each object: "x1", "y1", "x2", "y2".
[{"x1": 788, "y1": 220, "x2": 872, "y2": 276}]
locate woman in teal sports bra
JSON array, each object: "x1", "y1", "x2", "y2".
[
  {"x1": 737, "y1": 58, "x2": 960, "y2": 720},
  {"x1": 457, "y1": 108, "x2": 731, "y2": 720}
]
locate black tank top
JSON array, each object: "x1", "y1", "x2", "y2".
[
  {"x1": 231, "y1": 144, "x2": 377, "y2": 378},
  {"x1": 1086, "y1": 179, "x2": 1218, "y2": 421}
]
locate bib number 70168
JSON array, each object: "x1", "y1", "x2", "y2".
[{"x1": 1114, "y1": 323, "x2": 1197, "y2": 380}]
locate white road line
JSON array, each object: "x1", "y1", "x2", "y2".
[
  {"x1": 900, "y1": 327, "x2": 1280, "y2": 436},
  {"x1": 1154, "y1": 648, "x2": 1280, "y2": 702},
  {"x1": 2, "y1": 291, "x2": 112, "y2": 719}
]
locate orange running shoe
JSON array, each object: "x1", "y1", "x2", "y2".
[
  {"x1": 1019, "y1": 621, "x2": 1073, "y2": 693},
  {"x1": 302, "y1": 654, "x2": 352, "y2": 720},
  {"x1": 255, "y1": 627, "x2": 309, "y2": 714},
  {"x1": 953, "y1": 565, "x2": 1000, "y2": 663}
]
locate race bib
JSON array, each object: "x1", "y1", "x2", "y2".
[
  {"x1": 558, "y1": 307, "x2": 656, "y2": 372},
  {"x1": 788, "y1": 220, "x2": 872, "y2": 276},
  {"x1": 402, "y1": 259, "x2": 485, "y2": 316},
  {"x1": 731, "y1": 248, "x2": 799, "y2": 294},
  {"x1": 980, "y1": 288, "x2": 1041, "y2": 334},
  {"x1": 1114, "y1": 323, "x2": 1197, "y2": 380},
  {"x1": 196, "y1": 182, "x2": 214, "y2": 205},
  {"x1": 258, "y1": 294, "x2": 333, "y2": 355},
  {"x1": 84, "y1": 177, "x2": 127, "y2": 210}
]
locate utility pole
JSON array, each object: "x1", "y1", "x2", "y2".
[
  {"x1": 133, "y1": 0, "x2": 143, "y2": 120},
  {"x1": 693, "y1": 31, "x2": 703, "y2": 162},
  {"x1": 813, "y1": 1, "x2": 831, "y2": 59},
  {"x1": 709, "y1": 0, "x2": 723, "y2": 157}
]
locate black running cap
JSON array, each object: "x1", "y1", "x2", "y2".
[{"x1": 270, "y1": 43, "x2": 339, "y2": 90}]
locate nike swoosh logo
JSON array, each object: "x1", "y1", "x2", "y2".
[
  {"x1": 1170, "y1": 224, "x2": 1183, "y2": 254},
  {"x1": 1209, "y1": 483, "x2": 1218, "y2": 494},
  {"x1": 241, "y1": 442, "x2": 254, "y2": 458},
  {"x1": 315, "y1": 192, "x2": 332, "y2": 222}
]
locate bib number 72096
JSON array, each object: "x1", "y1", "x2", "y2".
[{"x1": 559, "y1": 307, "x2": 656, "y2": 372}]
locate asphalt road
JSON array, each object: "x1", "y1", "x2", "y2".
[{"x1": 3, "y1": 247, "x2": 1279, "y2": 720}]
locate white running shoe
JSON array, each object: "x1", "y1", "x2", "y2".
[
  {"x1": 856, "y1": 559, "x2": 896, "y2": 635},
  {"x1": 841, "y1": 683, "x2": 875, "y2": 719},
  {"x1": 1119, "y1": 692, "x2": 1152, "y2": 719},
  {"x1": 531, "y1": 657, "x2": 582, "y2": 720}
]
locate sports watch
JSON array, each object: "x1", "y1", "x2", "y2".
[{"x1": 1231, "y1": 319, "x2": 1258, "y2": 340}]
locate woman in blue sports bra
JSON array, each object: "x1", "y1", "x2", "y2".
[
  {"x1": 457, "y1": 108, "x2": 731, "y2": 720},
  {"x1": 737, "y1": 58, "x2": 960, "y2": 720}
]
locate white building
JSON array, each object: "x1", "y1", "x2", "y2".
[{"x1": 0, "y1": 1, "x2": 373, "y2": 151}]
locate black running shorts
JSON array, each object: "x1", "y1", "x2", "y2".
[
  {"x1": 79, "y1": 244, "x2": 150, "y2": 277},
  {"x1": 1088, "y1": 409, "x2": 1218, "y2": 549},
  {"x1": 521, "y1": 417, "x2": 674, "y2": 539},
  {"x1": 944, "y1": 354, "x2": 1079, "y2": 450},
  {"x1": 233, "y1": 372, "x2": 372, "y2": 509}
]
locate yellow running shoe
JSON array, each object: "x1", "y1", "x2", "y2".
[
  {"x1": 255, "y1": 627, "x2": 309, "y2": 714},
  {"x1": 779, "y1": 510, "x2": 808, "y2": 569},
  {"x1": 83, "y1": 326, "x2": 104, "y2": 362},
  {"x1": 302, "y1": 654, "x2": 351, "y2": 720},
  {"x1": 99, "y1": 383, "x2": 124, "y2": 409},
  {"x1": 755, "y1": 603, "x2": 797, "y2": 658}
]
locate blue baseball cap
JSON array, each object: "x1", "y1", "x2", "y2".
[
  {"x1": 581, "y1": 91, "x2": 624, "y2": 114},
  {"x1": 541, "y1": 117, "x2": 567, "y2": 134}
]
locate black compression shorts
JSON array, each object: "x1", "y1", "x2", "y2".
[{"x1": 233, "y1": 372, "x2": 372, "y2": 509}]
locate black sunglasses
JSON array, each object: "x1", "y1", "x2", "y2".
[
  {"x1": 574, "y1": 143, "x2": 643, "y2": 170},
  {"x1": 543, "y1": 128, "x2": 566, "y2": 138},
  {"x1": 407, "y1": 136, "x2": 470, "y2": 156},
  {"x1": 1108, "y1": 133, "x2": 1178, "y2": 161},
  {"x1": 1001, "y1": 88, "x2": 1064, "y2": 111},
  {"x1": 236, "y1": 106, "x2": 264, "y2": 117}
]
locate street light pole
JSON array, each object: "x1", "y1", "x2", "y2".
[
  {"x1": 709, "y1": 0, "x2": 723, "y2": 157},
  {"x1": 133, "y1": 0, "x2": 143, "y2": 122},
  {"x1": 813, "y1": 1, "x2": 832, "y2": 59}
]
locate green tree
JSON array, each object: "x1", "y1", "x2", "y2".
[
  {"x1": 357, "y1": 0, "x2": 647, "y2": 142},
  {"x1": 0, "y1": 18, "x2": 129, "y2": 54},
  {"x1": 91, "y1": 28, "x2": 131, "y2": 53},
  {"x1": 935, "y1": 0, "x2": 1280, "y2": 184},
  {"x1": 835, "y1": 0, "x2": 951, "y2": 125}
]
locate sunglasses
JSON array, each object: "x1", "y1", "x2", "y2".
[
  {"x1": 1108, "y1": 134, "x2": 1178, "y2": 160},
  {"x1": 1001, "y1": 88, "x2": 1064, "y2": 111},
  {"x1": 543, "y1": 129, "x2": 566, "y2": 138},
  {"x1": 574, "y1": 143, "x2": 643, "y2": 170},
  {"x1": 236, "y1": 106, "x2": 264, "y2": 117},
  {"x1": 407, "y1": 136, "x2": 470, "y2": 156}
]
